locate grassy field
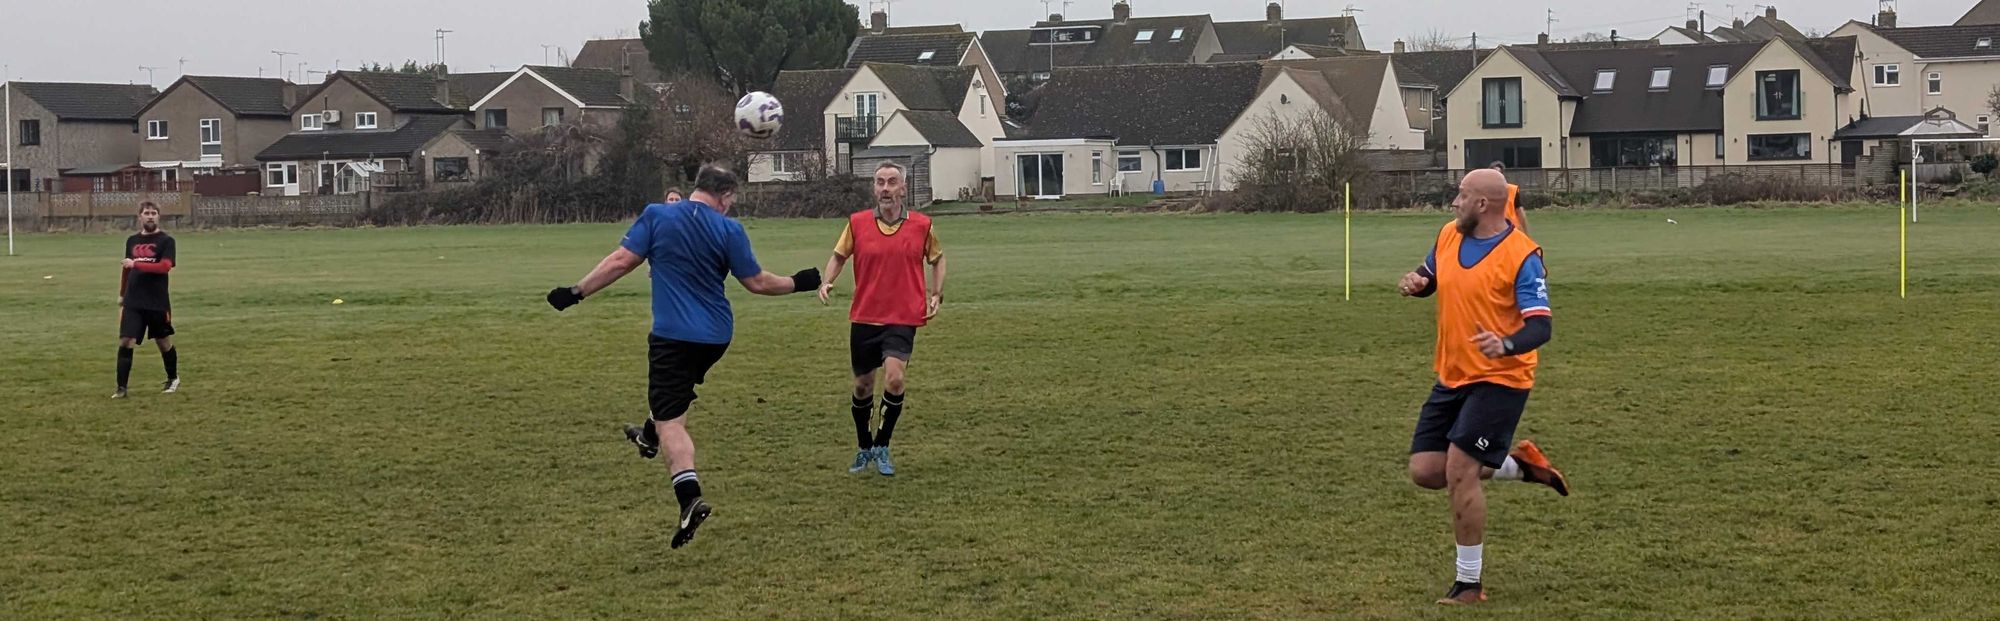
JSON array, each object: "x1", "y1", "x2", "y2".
[{"x1": 3, "y1": 204, "x2": 1997, "y2": 619}]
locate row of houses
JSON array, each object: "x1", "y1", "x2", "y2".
[
  {"x1": 3, "y1": 50, "x2": 652, "y2": 197},
  {"x1": 744, "y1": 1, "x2": 2000, "y2": 200}
]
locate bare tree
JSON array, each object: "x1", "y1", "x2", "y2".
[
  {"x1": 1568, "y1": 31, "x2": 1612, "y2": 43},
  {"x1": 1227, "y1": 110, "x2": 1374, "y2": 212},
  {"x1": 1406, "y1": 29, "x2": 1465, "y2": 52},
  {"x1": 1988, "y1": 84, "x2": 2000, "y2": 123}
]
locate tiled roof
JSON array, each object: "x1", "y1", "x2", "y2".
[
  {"x1": 847, "y1": 32, "x2": 976, "y2": 68},
  {"x1": 764, "y1": 68, "x2": 855, "y2": 151},
  {"x1": 1538, "y1": 42, "x2": 1763, "y2": 134},
  {"x1": 1264, "y1": 56, "x2": 1390, "y2": 131},
  {"x1": 983, "y1": 15, "x2": 1216, "y2": 74},
  {"x1": 1865, "y1": 23, "x2": 2000, "y2": 59},
  {"x1": 1008, "y1": 62, "x2": 1264, "y2": 145},
  {"x1": 1390, "y1": 48, "x2": 1495, "y2": 97},
  {"x1": 256, "y1": 114, "x2": 465, "y2": 161},
  {"x1": 339, "y1": 71, "x2": 460, "y2": 112},
  {"x1": 893, "y1": 110, "x2": 982, "y2": 147},
  {"x1": 868, "y1": 25, "x2": 965, "y2": 36},
  {"x1": 528, "y1": 66, "x2": 630, "y2": 107},
  {"x1": 1211, "y1": 16, "x2": 1365, "y2": 56},
  {"x1": 450, "y1": 72, "x2": 514, "y2": 107},
  {"x1": 573, "y1": 38, "x2": 665, "y2": 84},
  {"x1": 12, "y1": 82, "x2": 158, "y2": 121},
  {"x1": 179, "y1": 76, "x2": 297, "y2": 117},
  {"x1": 1961, "y1": 0, "x2": 2000, "y2": 25},
  {"x1": 867, "y1": 63, "x2": 972, "y2": 112}
]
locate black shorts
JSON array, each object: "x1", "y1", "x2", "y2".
[
  {"x1": 1410, "y1": 382, "x2": 1531, "y2": 468},
  {"x1": 119, "y1": 308, "x2": 175, "y2": 341},
  {"x1": 648, "y1": 335, "x2": 730, "y2": 422},
  {"x1": 850, "y1": 323, "x2": 917, "y2": 376}
]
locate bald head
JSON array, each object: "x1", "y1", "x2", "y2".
[
  {"x1": 1451, "y1": 168, "x2": 1512, "y2": 235},
  {"x1": 1462, "y1": 169, "x2": 1509, "y2": 206}
]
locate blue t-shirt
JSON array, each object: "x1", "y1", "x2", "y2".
[
  {"x1": 1423, "y1": 224, "x2": 1550, "y2": 315},
  {"x1": 620, "y1": 201, "x2": 763, "y2": 344}
]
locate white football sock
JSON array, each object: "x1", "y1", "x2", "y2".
[
  {"x1": 1492, "y1": 457, "x2": 1522, "y2": 481},
  {"x1": 1456, "y1": 544, "x2": 1483, "y2": 583}
]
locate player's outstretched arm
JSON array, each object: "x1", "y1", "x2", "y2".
[
  {"x1": 548, "y1": 246, "x2": 644, "y2": 311},
  {"x1": 738, "y1": 268, "x2": 821, "y2": 297},
  {"x1": 818, "y1": 253, "x2": 849, "y2": 304}
]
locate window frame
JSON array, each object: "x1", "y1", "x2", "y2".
[
  {"x1": 1747, "y1": 133, "x2": 1814, "y2": 162},
  {"x1": 1593, "y1": 69, "x2": 1616, "y2": 93},
  {"x1": 1980, "y1": 115, "x2": 1992, "y2": 137},
  {"x1": 433, "y1": 156, "x2": 471, "y2": 182},
  {"x1": 17, "y1": 119, "x2": 39, "y2": 146},
  {"x1": 265, "y1": 162, "x2": 298, "y2": 187},
  {"x1": 1135, "y1": 29, "x2": 1155, "y2": 42},
  {"x1": 1648, "y1": 67, "x2": 1672, "y2": 91},
  {"x1": 1872, "y1": 63, "x2": 1900, "y2": 87},
  {"x1": 199, "y1": 118, "x2": 222, "y2": 157},
  {"x1": 1481, "y1": 77, "x2": 1524, "y2": 129},
  {"x1": 1706, "y1": 65, "x2": 1729, "y2": 89},
  {"x1": 1164, "y1": 148, "x2": 1203, "y2": 172},
  {"x1": 147, "y1": 119, "x2": 169, "y2": 140},
  {"x1": 1927, "y1": 72, "x2": 1943, "y2": 95},
  {"x1": 301, "y1": 114, "x2": 323, "y2": 131},
  {"x1": 917, "y1": 50, "x2": 936, "y2": 62},
  {"x1": 1169, "y1": 28, "x2": 1185, "y2": 42},
  {"x1": 484, "y1": 109, "x2": 509, "y2": 129},
  {"x1": 354, "y1": 112, "x2": 379, "y2": 129},
  {"x1": 1091, "y1": 151, "x2": 1104, "y2": 185},
  {"x1": 1715, "y1": 132, "x2": 1726, "y2": 159},
  {"x1": 541, "y1": 107, "x2": 565, "y2": 127},
  {"x1": 1755, "y1": 70, "x2": 1802, "y2": 121},
  {"x1": 1116, "y1": 150, "x2": 1142, "y2": 173}
]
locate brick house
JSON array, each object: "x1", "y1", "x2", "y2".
[
  {"x1": 2, "y1": 81, "x2": 157, "y2": 191},
  {"x1": 134, "y1": 76, "x2": 305, "y2": 192}
]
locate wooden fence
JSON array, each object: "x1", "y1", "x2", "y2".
[
  {"x1": 1377, "y1": 164, "x2": 1867, "y2": 195},
  {"x1": 31, "y1": 191, "x2": 370, "y2": 229}
]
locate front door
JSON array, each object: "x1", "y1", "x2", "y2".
[
  {"x1": 1841, "y1": 140, "x2": 1864, "y2": 167},
  {"x1": 1017, "y1": 153, "x2": 1065, "y2": 199}
]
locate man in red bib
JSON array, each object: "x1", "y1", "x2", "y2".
[{"x1": 818, "y1": 162, "x2": 946, "y2": 476}]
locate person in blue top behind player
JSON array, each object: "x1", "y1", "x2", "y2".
[{"x1": 546, "y1": 164, "x2": 820, "y2": 550}]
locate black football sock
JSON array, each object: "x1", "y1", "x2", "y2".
[
  {"x1": 671, "y1": 470, "x2": 702, "y2": 510},
  {"x1": 851, "y1": 395, "x2": 874, "y2": 450},
  {"x1": 116, "y1": 347, "x2": 134, "y2": 388},
  {"x1": 161, "y1": 347, "x2": 178, "y2": 380},
  {"x1": 874, "y1": 392, "x2": 904, "y2": 447}
]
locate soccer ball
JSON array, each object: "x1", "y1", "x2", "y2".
[{"x1": 734, "y1": 91, "x2": 783, "y2": 139}]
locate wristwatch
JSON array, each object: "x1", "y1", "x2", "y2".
[{"x1": 1501, "y1": 337, "x2": 1517, "y2": 355}]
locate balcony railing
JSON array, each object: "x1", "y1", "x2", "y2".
[{"x1": 835, "y1": 115, "x2": 882, "y2": 143}]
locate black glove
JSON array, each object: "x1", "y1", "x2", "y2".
[
  {"x1": 547, "y1": 286, "x2": 584, "y2": 311},
  {"x1": 790, "y1": 268, "x2": 822, "y2": 293}
]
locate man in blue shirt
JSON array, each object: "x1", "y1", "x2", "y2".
[{"x1": 547, "y1": 164, "x2": 820, "y2": 550}]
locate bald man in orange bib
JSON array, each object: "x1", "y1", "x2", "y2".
[{"x1": 1399, "y1": 168, "x2": 1568, "y2": 605}]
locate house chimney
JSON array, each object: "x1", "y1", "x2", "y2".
[
  {"x1": 1049, "y1": 13, "x2": 1064, "y2": 23},
  {"x1": 1267, "y1": 1, "x2": 1283, "y2": 23},
  {"x1": 1394, "y1": 39, "x2": 1407, "y2": 54},
  {"x1": 1877, "y1": 8, "x2": 1897, "y2": 28},
  {"x1": 1686, "y1": 19, "x2": 1699, "y2": 30},
  {"x1": 870, "y1": 10, "x2": 887, "y2": 34},
  {"x1": 619, "y1": 64, "x2": 636, "y2": 102},
  {"x1": 1330, "y1": 29, "x2": 1346, "y2": 49},
  {"x1": 1733, "y1": 17, "x2": 1745, "y2": 28},
  {"x1": 1765, "y1": 6, "x2": 1777, "y2": 20},
  {"x1": 435, "y1": 65, "x2": 451, "y2": 108},
  {"x1": 282, "y1": 81, "x2": 299, "y2": 109},
  {"x1": 1112, "y1": 1, "x2": 1130, "y2": 24},
  {"x1": 1538, "y1": 32, "x2": 1550, "y2": 45}
]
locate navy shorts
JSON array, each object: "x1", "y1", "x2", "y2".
[{"x1": 1410, "y1": 382, "x2": 1530, "y2": 468}]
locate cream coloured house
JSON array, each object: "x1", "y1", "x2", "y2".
[{"x1": 1832, "y1": 13, "x2": 2000, "y2": 136}]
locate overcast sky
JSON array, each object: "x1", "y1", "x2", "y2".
[{"x1": 0, "y1": 0, "x2": 1967, "y2": 86}]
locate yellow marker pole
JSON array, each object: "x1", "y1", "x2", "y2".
[
  {"x1": 1344, "y1": 182, "x2": 1352, "y2": 301},
  {"x1": 1900, "y1": 169, "x2": 1907, "y2": 299}
]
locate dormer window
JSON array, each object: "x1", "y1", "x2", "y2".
[
  {"x1": 917, "y1": 50, "x2": 936, "y2": 61},
  {"x1": 1135, "y1": 29, "x2": 1154, "y2": 42},
  {"x1": 1594, "y1": 69, "x2": 1616, "y2": 93}
]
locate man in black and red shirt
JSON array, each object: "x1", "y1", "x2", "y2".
[
  {"x1": 817, "y1": 162, "x2": 947, "y2": 476},
  {"x1": 116, "y1": 202, "x2": 180, "y2": 398}
]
